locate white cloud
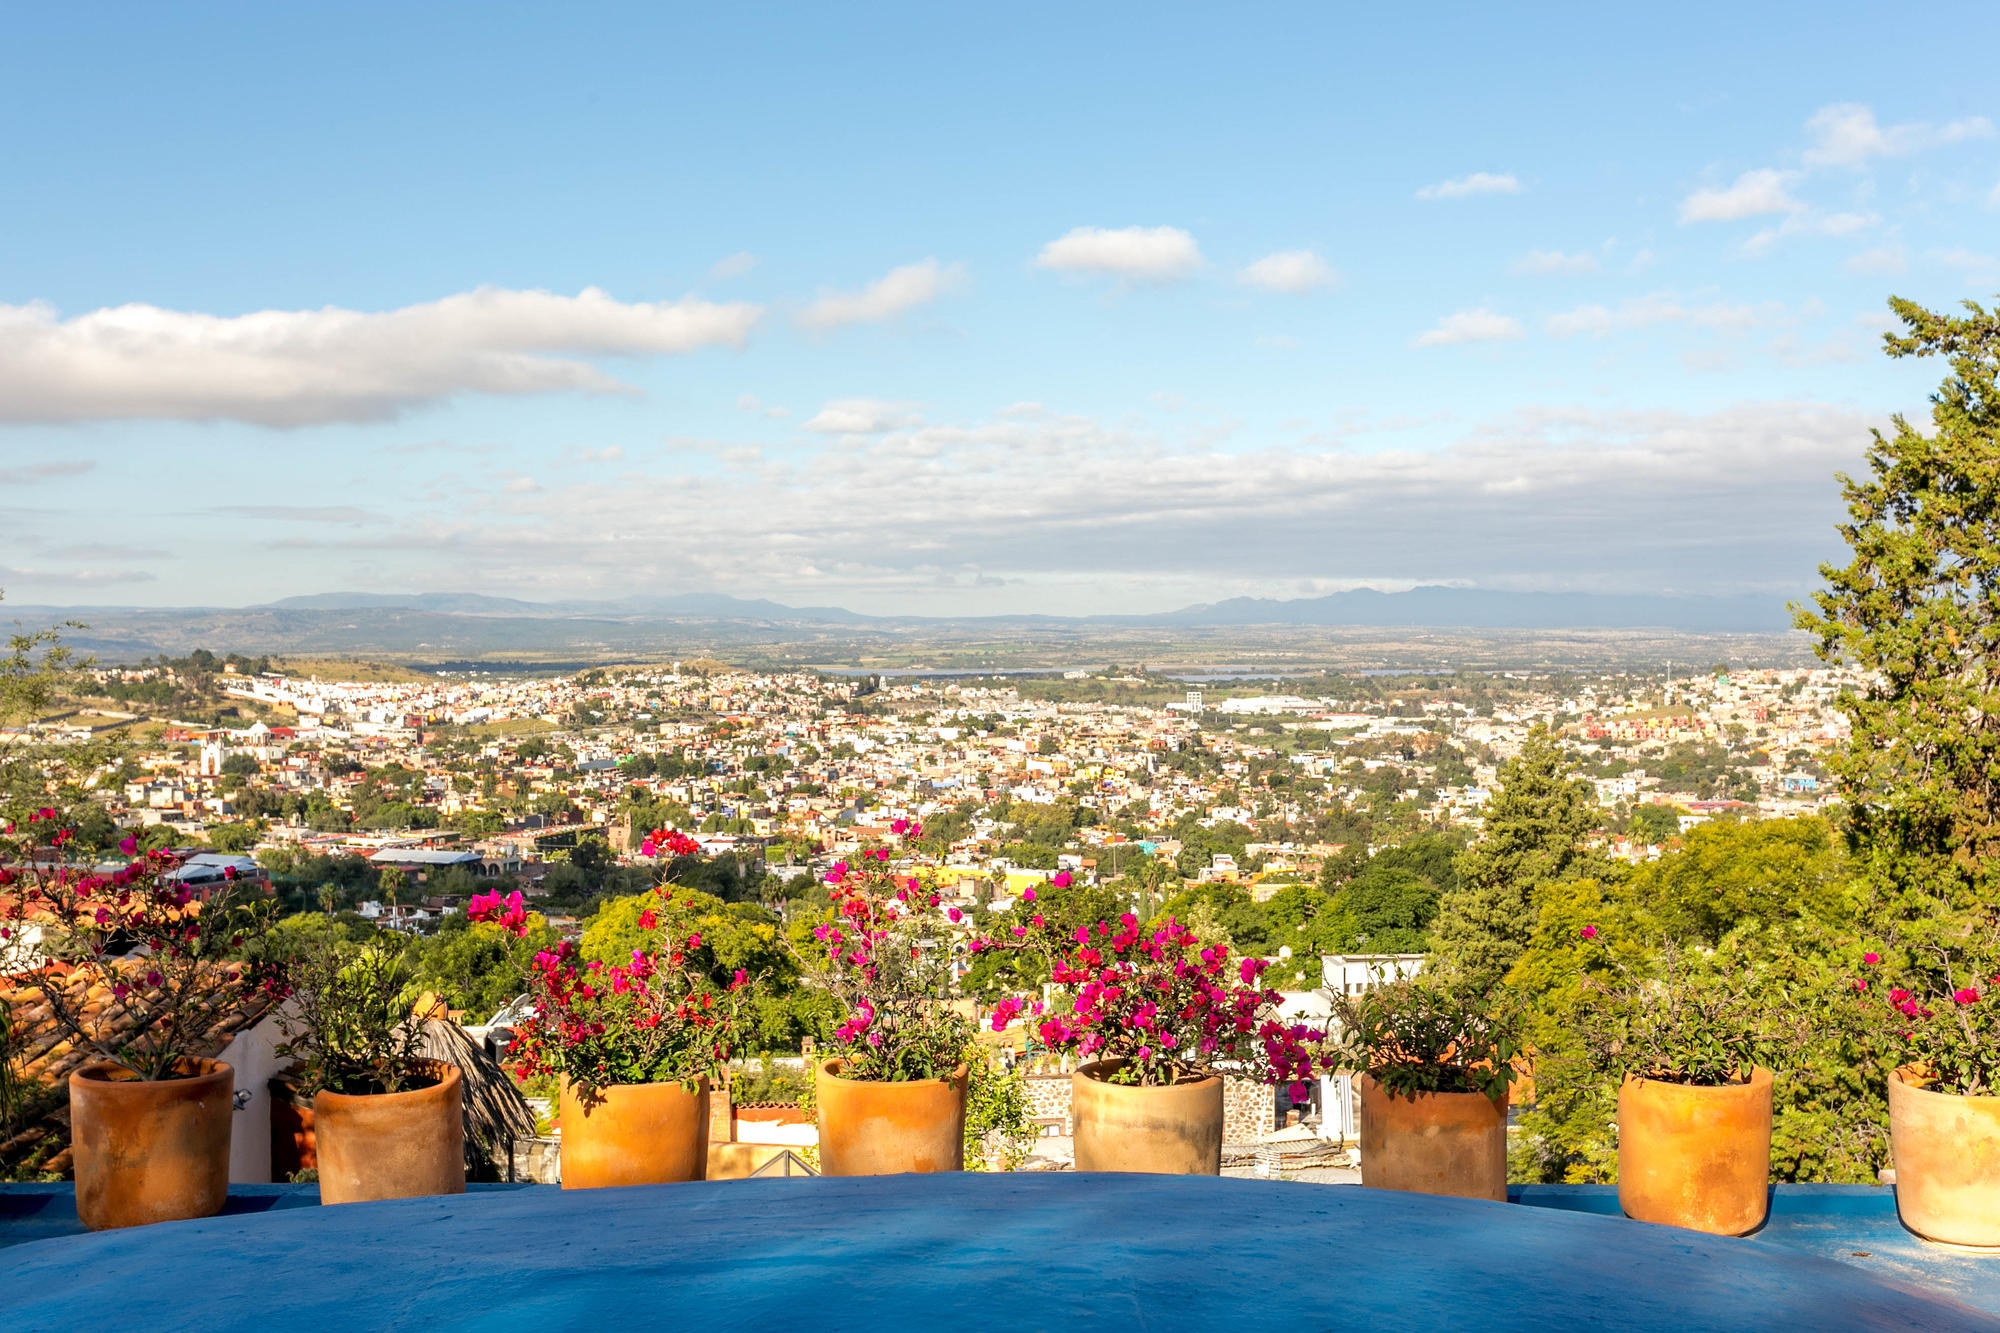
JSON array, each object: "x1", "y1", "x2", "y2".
[
  {"x1": 1844, "y1": 245, "x2": 1908, "y2": 276},
  {"x1": 504, "y1": 477, "x2": 542, "y2": 494},
  {"x1": 1546, "y1": 292, "x2": 1789, "y2": 338},
  {"x1": 1034, "y1": 226, "x2": 1203, "y2": 280},
  {"x1": 1626, "y1": 249, "x2": 1657, "y2": 274},
  {"x1": 1511, "y1": 249, "x2": 1601, "y2": 276},
  {"x1": 736, "y1": 393, "x2": 789, "y2": 419},
  {"x1": 708, "y1": 252, "x2": 758, "y2": 280},
  {"x1": 0, "y1": 287, "x2": 764, "y2": 426},
  {"x1": 1416, "y1": 172, "x2": 1522, "y2": 201},
  {"x1": 1803, "y1": 103, "x2": 1995, "y2": 168},
  {"x1": 796, "y1": 258, "x2": 965, "y2": 331},
  {"x1": 805, "y1": 398, "x2": 922, "y2": 434},
  {"x1": 1931, "y1": 247, "x2": 2000, "y2": 278},
  {"x1": 215, "y1": 505, "x2": 374, "y2": 523},
  {"x1": 563, "y1": 445, "x2": 626, "y2": 464},
  {"x1": 1679, "y1": 169, "x2": 1805, "y2": 223},
  {"x1": 1741, "y1": 209, "x2": 1879, "y2": 255},
  {"x1": 0, "y1": 461, "x2": 93, "y2": 485},
  {"x1": 0, "y1": 565, "x2": 156, "y2": 589},
  {"x1": 1414, "y1": 309, "x2": 1524, "y2": 347},
  {"x1": 1240, "y1": 250, "x2": 1336, "y2": 293}
]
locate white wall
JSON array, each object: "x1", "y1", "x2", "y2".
[
  {"x1": 218, "y1": 1009, "x2": 293, "y2": 1183},
  {"x1": 733, "y1": 1119, "x2": 817, "y2": 1148}
]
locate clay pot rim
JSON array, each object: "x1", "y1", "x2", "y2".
[
  {"x1": 1074, "y1": 1057, "x2": 1220, "y2": 1092},
  {"x1": 1891, "y1": 1062, "x2": 2000, "y2": 1103},
  {"x1": 1623, "y1": 1066, "x2": 1774, "y2": 1094},
  {"x1": 314, "y1": 1059, "x2": 460, "y2": 1108},
  {"x1": 561, "y1": 1073, "x2": 710, "y2": 1094},
  {"x1": 71, "y1": 1057, "x2": 232, "y2": 1089},
  {"x1": 818, "y1": 1057, "x2": 967, "y2": 1090},
  {"x1": 1358, "y1": 1068, "x2": 1507, "y2": 1106}
]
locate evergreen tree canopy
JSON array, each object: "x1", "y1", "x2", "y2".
[
  {"x1": 1796, "y1": 296, "x2": 2000, "y2": 934},
  {"x1": 1430, "y1": 725, "x2": 1597, "y2": 987}
]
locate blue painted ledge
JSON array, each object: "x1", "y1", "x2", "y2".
[
  {"x1": 2, "y1": 1176, "x2": 1996, "y2": 1332},
  {"x1": 1511, "y1": 1183, "x2": 2000, "y2": 1318}
]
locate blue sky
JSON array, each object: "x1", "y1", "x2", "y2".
[{"x1": 3, "y1": 2, "x2": 1998, "y2": 615}]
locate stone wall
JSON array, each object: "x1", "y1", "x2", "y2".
[{"x1": 1222, "y1": 1078, "x2": 1275, "y2": 1143}]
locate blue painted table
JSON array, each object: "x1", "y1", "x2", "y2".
[{"x1": 2, "y1": 1175, "x2": 1996, "y2": 1332}]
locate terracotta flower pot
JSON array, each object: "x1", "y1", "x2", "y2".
[
  {"x1": 69, "y1": 1058, "x2": 233, "y2": 1231},
  {"x1": 558, "y1": 1076, "x2": 710, "y2": 1189},
  {"x1": 1357, "y1": 1070, "x2": 1507, "y2": 1201},
  {"x1": 1616, "y1": 1068, "x2": 1773, "y2": 1236},
  {"x1": 1888, "y1": 1064, "x2": 2000, "y2": 1249},
  {"x1": 312, "y1": 1060, "x2": 465, "y2": 1205},
  {"x1": 268, "y1": 1075, "x2": 317, "y2": 1179},
  {"x1": 1072, "y1": 1058, "x2": 1223, "y2": 1175},
  {"x1": 816, "y1": 1058, "x2": 966, "y2": 1175}
]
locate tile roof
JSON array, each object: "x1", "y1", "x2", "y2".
[{"x1": 1, "y1": 963, "x2": 276, "y2": 1177}]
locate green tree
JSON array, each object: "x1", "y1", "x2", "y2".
[
  {"x1": 1795, "y1": 296, "x2": 2000, "y2": 938},
  {"x1": 208, "y1": 821, "x2": 264, "y2": 854},
  {"x1": 1431, "y1": 726, "x2": 1598, "y2": 988}
]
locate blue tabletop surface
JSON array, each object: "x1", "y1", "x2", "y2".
[{"x1": 2, "y1": 1175, "x2": 1997, "y2": 1332}]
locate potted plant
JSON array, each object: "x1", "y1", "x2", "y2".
[
  {"x1": 802, "y1": 833, "x2": 974, "y2": 1176},
  {"x1": 1578, "y1": 937, "x2": 1790, "y2": 1236},
  {"x1": 266, "y1": 1069, "x2": 317, "y2": 1180},
  {"x1": 1331, "y1": 971, "x2": 1518, "y2": 1201},
  {"x1": 269, "y1": 931, "x2": 464, "y2": 1205},
  {"x1": 1, "y1": 819, "x2": 272, "y2": 1230},
  {"x1": 470, "y1": 833, "x2": 749, "y2": 1189},
  {"x1": 1863, "y1": 932, "x2": 2000, "y2": 1248},
  {"x1": 983, "y1": 906, "x2": 1324, "y2": 1175}
]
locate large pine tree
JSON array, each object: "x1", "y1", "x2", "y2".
[
  {"x1": 1430, "y1": 725, "x2": 1597, "y2": 988},
  {"x1": 1795, "y1": 297, "x2": 2000, "y2": 936}
]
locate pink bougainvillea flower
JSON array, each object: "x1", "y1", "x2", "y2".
[
  {"x1": 638, "y1": 908, "x2": 658, "y2": 930},
  {"x1": 1051, "y1": 871, "x2": 1073, "y2": 889},
  {"x1": 1022, "y1": 887, "x2": 1036, "y2": 903},
  {"x1": 947, "y1": 907, "x2": 963, "y2": 923},
  {"x1": 1578, "y1": 925, "x2": 1599, "y2": 941},
  {"x1": 1862, "y1": 952, "x2": 1880, "y2": 965},
  {"x1": 117, "y1": 834, "x2": 137, "y2": 856},
  {"x1": 1953, "y1": 988, "x2": 1980, "y2": 1005}
]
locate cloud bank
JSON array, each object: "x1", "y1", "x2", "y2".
[
  {"x1": 0, "y1": 287, "x2": 763, "y2": 426},
  {"x1": 240, "y1": 399, "x2": 1867, "y2": 610}
]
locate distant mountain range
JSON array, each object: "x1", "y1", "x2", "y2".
[
  {"x1": 0, "y1": 585, "x2": 1802, "y2": 664},
  {"x1": 250, "y1": 586, "x2": 1794, "y2": 633}
]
